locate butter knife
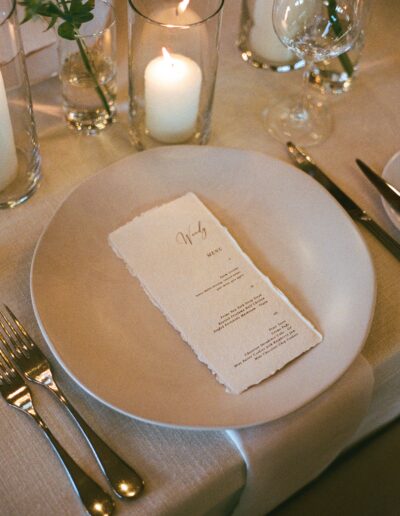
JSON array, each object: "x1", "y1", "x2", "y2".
[
  {"x1": 286, "y1": 142, "x2": 400, "y2": 261},
  {"x1": 355, "y1": 159, "x2": 400, "y2": 215}
]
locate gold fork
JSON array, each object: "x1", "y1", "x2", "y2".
[
  {"x1": 0, "y1": 306, "x2": 144, "y2": 500},
  {"x1": 0, "y1": 346, "x2": 115, "y2": 515}
]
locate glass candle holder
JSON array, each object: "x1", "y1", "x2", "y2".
[
  {"x1": 237, "y1": 0, "x2": 304, "y2": 72},
  {"x1": 0, "y1": 0, "x2": 41, "y2": 209},
  {"x1": 128, "y1": 0, "x2": 224, "y2": 149},
  {"x1": 58, "y1": 0, "x2": 117, "y2": 134}
]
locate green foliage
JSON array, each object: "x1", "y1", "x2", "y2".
[
  {"x1": 18, "y1": 0, "x2": 95, "y2": 40},
  {"x1": 18, "y1": 0, "x2": 111, "y2": 114}
]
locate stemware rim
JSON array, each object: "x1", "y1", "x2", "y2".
[{"x1": 272, "y1": 0, "x2": 364, "y2": 63}]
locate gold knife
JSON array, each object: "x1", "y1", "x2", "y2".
[{"x1": 286, "y1": 142, "x2": 400, "y2": 261}]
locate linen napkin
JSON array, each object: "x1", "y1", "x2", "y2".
[{"x1": 228, "y1": 354, "x2": 374, "y2": 515}]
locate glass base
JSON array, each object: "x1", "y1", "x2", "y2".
[
  {"x1": 0, "y1": 148, "x2": 41, "y2": 209},
  {"x1": 263, "y1": 94, "x2": 332, "y2": 147},
  {"x1": 64, "y1": 105, "x2": 117, "y2": 135},
  {"x1": 129, "y1": 117, "x2": 211, "y2": 151},
  {"x1": 310, "y1": 68, "x2": 354, "y2": 95},
  {"x1": 237, "y1": 40, "x2": 305, "y2": 73},
  {"x1": 308, "y1": 31, "x2": 364, "y2": 96}
]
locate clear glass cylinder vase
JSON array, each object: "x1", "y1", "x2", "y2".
[
  {"x1": 58, "y1": 0, "x2": 117, "y2": 134},
  {"x1": 128, "y1": 0, "x2": 224, "y2": 149},
  {"x1": 0, "y1": 0, "x2": 41, "y2": 209},
  {"x1": 237, "y1": 0, "x2": 304, "y2": 72},
  {"x1": 309, "y1": 31, "x2": 365, "y2": 95}
]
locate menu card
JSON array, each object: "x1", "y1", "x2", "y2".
[{"x1": 109, "y1": 193, "x2": 322, "y2": 394}]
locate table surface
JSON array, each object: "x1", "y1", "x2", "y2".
[{"x1": 0, "y1": 0, "x2": 399, "y2": 514}]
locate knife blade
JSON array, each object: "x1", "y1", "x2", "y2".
[
  {"x1": 286, "y1": 142, "x2": 400, "y2": 261},
  {"x1": 355, "y1": 158, "x2": 400, "y2": 215}
]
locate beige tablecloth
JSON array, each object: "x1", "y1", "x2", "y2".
[{"x1": 1, "y1": 0, "x2": 399, "y2": 514}]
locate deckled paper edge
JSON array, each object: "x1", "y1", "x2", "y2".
[
  {"x1": 109, "y1": 236, "x2": 226, "y2": 389},
  {"x1": 108, "y1": 193, "x2": 323, "y2": 394}
]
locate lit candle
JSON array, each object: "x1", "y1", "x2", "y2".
[
  {"x1": 250, "y1": 0, "x2": 293, "y2": 63},
  {"x1": 152, "y1": 0, "x2": 200, "y2": 25},
  {"x1": 176, "y1": 0, "x2": 190, "y2": 16},
  {"x1": 0, "y1": 70, "x2": 17, "y2": 191},
  {"x1": 144, "y1": 48, "x2": 202, "y2": 144}
]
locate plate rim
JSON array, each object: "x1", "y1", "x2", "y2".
[{"x1": 30, "y1": 145, "x2": 376, "y2": 430}]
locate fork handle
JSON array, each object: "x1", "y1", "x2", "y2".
[
  {"x1": 28, "y1": 408, "x2": 115, "y2": 516},
  {"x1": 51, "y1": 386, "x2": 144, "y2": 500}
]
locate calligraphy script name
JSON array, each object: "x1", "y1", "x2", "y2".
[{"x1": 176, "y1": 221, "x2": 207, "y2": 245}]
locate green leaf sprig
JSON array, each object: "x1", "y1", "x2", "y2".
[
  {"x1": 19, "y1": 0, "x2": 95, "y2": 38},
  {"x1": 18, "y1": 0, "x2": 111, "y2": 115}
]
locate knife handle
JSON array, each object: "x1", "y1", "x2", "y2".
[{"x1": 359, "y1": 216, "x2": 400, "y2": 261}]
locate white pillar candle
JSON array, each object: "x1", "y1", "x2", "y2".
[
  {"x1": 0, "y1": 70, "x2": 18, "y2": 191},
  {"x1": 249, "y1": 0, "x2": 293, "y2": 64},
  {"x1": 145, "y1": 49, "x2": 202, "y2": 144}
]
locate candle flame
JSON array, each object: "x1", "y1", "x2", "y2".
[
  {"x1": 161, "y1": 47, "x2": 174, "y2": 66},
  {"x1": 176, "y1": 0, "x2": 190, "y2": 15}
]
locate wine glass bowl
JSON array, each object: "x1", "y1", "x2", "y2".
[
  {"x1": 265, "y1": 0, "x2": 366, "y2": 146},
  {"x1": 274, "y1": 0, "x2": 362, "y2": 60}
]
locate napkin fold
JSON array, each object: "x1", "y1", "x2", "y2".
[{"x1": 227, "y1": 355, "x2": 374, "y2": 516}]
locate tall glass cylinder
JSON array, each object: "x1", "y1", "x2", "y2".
[
  {"x1": 128, "y1": 0, "x2": 224, "y2": 150},
  {"x1": 238, "y1": 0, "x2": 304, "y2": 72},
  {"x1": 0, "y1": 0, "x2": 41, "y2": 209}
]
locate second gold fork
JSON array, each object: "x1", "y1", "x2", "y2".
[
  {"x1": 0, "y1": 305, "x2": 144, "y2": 500},
  {"x1": 0, "y1": 347, "x2": 115, "y2": 515}
]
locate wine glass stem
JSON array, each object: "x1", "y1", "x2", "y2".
[{"x1": 294, "y1": 60, "x2": 314, "y2": 121}]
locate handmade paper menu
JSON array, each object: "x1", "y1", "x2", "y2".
[{"x1": 109, "y1": 193, "x2": 322, "y2": 394}]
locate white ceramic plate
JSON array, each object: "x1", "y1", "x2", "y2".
[
  {"x1": 31, "y1": 146, "x2": 376, "y2": 429},
  {"x1": 382, "y1": 150, "x2": 400, "y2": 231}
]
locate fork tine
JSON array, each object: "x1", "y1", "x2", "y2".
[
  {"x1": 0, "y1": 317, "x2": 19, "y2": 360},
  {"x1": 0, "y1": 347, "x2": 9, "y2": 373},
  {"x1": 0, "y1": 345, "x2": 16, "y2": 382},
  {"x1": 0, "y1": 309, "x2": 29, "y2": 356},
  {"x1": 4, "y1": 304, "x2": 34, "y2": 349}
]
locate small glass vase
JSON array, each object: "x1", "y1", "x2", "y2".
[
  {"x1": 237, "y1": 0, "x2": 304, "y2": 72},
  {"x1": 0, "y1": 0, "x2": 41, "y2": 209},
  {"x1": 58, "y1": 0, "x2": 117, "y2": 134},
  {"x1": 128, "y1": 0, "x2": 224, "y2": 150},
  {"x1": 309, "y1": 31, "x2": 365, "y2": 95}
]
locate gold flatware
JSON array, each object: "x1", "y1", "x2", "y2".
[
  {"x1": 0, "y1": 306, "x2": 144, "y2": 500},
  {"x1": 0, "y1": 345, "x2": 115, "y2": 516},
  {"x1": 287, "y1": 142, "x2": 400, "y2": 261}
]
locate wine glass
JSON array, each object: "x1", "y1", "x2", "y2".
[{"x1": 264, "y1": 0, "x2": 366, "y2": 146}]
